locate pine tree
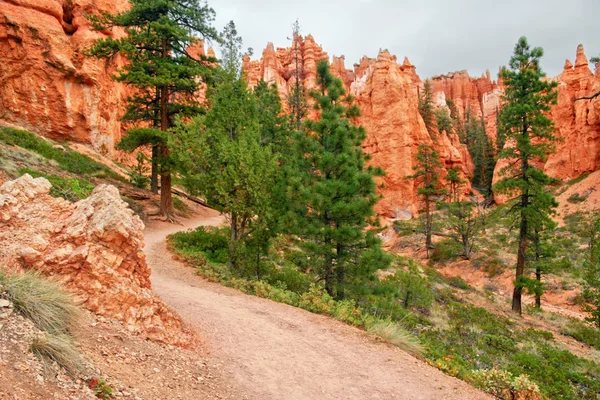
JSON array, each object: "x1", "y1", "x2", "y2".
[
  {"x1": 465, "y1": 112, "x2": 495, "y2": 194},
  {"x1": 287, "y1": 19, "x2": 308, "y2": 131},
  {"x1": 172, "y1": 23, "x2": 279, "y2": 271},
  {"x1": 494, "y1": 36, "x2": 559, "y2": 314},
  {"x1": 408, "y1": 144, "x2": 446, "y2": 258},
  {"x1": 87, "y1": 0, "x2": 219, "y2": 219},
  {"x1": 419, "y1": 80, "x2": 436, "y2": 135},
  {"x1": 435, "y1": 108, "x2": 454, "y2": 135},
  {"x1": 289, "y1": 61, "x2": 389, "y2": 298},
  {"x1": 446, "y1": 166, "x2": 462, "y2": 203}
]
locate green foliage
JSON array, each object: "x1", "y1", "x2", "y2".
[
  {"x1": 0, "y1": 127, "x2": 118, "y2": 178},
  {"x1": 434, "y1": 108, "x2": 454, "y2": 134},
  {"x1": 407, "y1": 144, "x2": 446, "y2": 256},
  {"x1": 0, "y1": 270, "x2": 79, "y2": 335},
  {"x1": 470, "y1": 369, "x2": 542, "y2": 400},
  {"x1": 19, "y1": 169, "x2": 94, "y2": 202},
  {"x1": 173, "y1": 73, "x2": 279, "y2": 270},
  {"x1": 287, "y1": 19, "x2": 308, "y2": 131},
  {"x1": 430, "y1": 238, "x2": 464, "y2": 263},
  {"x1": 393, "y1": 269, "x2": 433, "y2": 310},
  {"x1": 31, "y1": 333, "x2": 85, "y2": 376},
  {"x1": 421, "y1": 302, "x2": 600, "y2": 399},
  {"x1": 444, "y1": 201, "x2": 484, "y2": 260},
  {"x1": 494, "y1": 36, "x2": 559, "y2": 314},
  {"x1": 287, "y1": 61, "x2": 390, "y2": 298},
  {"x1": 583, "y1": 216, "x2": 600, "y2": 327},
  {"x1": 169, "y1": 226, "x2": 230, "y2": 264},
  {"x1": 128, "y1": 152, "x2": 150, "y2": 189},
  {"x1": 561, "y1": 319, "x2": 600, "y2": 348},
  {"x1": 568, "y1": 192, "x2": 588, "y2": 204},
  {"x1": 419, "y1": 80, "x2": 435, "y2": 135},
  {"x1": 464, "y1": 113, "x2": 495, "y2": 193},
  {"x1": 87, "y1": 378, "x2": 114, "y2": 399}
]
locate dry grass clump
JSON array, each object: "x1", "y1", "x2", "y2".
[{"x1": 366, "y1": 320, "x2": 423, "y2": 357}]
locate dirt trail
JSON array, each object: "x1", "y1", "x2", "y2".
[{"x1": 145, "y1": 207, "x2": 491, "y2": 400}]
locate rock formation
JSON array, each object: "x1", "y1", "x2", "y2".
[
  {"x1": 544, "y1": 45, "x2": 600, "y2": 180},
  {"x1": 429, "y1": 70, "x2": 502, "y2": 141},
  {"x1": 245, "y1": 40, "x2": 474, "y2": 218},
  {"x1": 0, "y1": 0, "x2": 131, "y2": 155},
  {"x1": 0, "y1": 174, "x2": 190, "y2": 345}
]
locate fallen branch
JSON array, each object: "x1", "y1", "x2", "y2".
[{"x1": 171, "y1": 187, "x2": 208, "y2": 207}]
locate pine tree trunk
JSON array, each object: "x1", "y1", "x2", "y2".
[
  {"x1": 335, "y1": 243, "x2": 345, "y2": 299},
  {"x1": 229, "y1": 212, "x2": 238, "y2": 270},
  {"x1": 535, "y1": 265, "x2": 542, "y2": 309},
  {"x1": 425, "y1": 195, "x2": 432, "y2": 258},
  {"x1": 513, "y1": 172, "x2": 529, "y2": 315},
  {"x1": 158, "y1": 39, "x2": 173, "y2": 219},
  {"x1": 151, "y1": 144, "x2": 159, "y2": 194}
]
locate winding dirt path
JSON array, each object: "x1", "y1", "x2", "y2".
[{"x1": 144, "y1": 207, "x2": 491, "y2": 400}]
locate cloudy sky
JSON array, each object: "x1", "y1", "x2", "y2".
[{"x1": 210, "y1": 0, "x2": 597, "y2": 79}]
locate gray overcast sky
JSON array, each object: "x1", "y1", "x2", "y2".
[{"x1": 210, "y1": 0, "x2": 598, "y2": 80}]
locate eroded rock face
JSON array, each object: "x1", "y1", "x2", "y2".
[
  {"x1": 0, "y1": 174, "x2": 189, "y2": 345},
  {"x1": 545, "y1": 45, "x2": 600, "y2": 180},
  {"x1": 0, "y1": 0, "x2": 130, "y2": 155},
  {"x1": 429, "y1": 69, "x2": 502, "y2": 141},
  {"x1": 245, "y1": 40, "x2": 473, "y2": 218}
]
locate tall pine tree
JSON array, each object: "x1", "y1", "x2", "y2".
[
  {"x1": 408, "y1": 144, "x2": 446, "y2": 258},
  {"x1": 494, "y1": 36, "x2": 558, "y2": 314},
  {"x1": 419, "y1": 80, "x2": 436, "y2": 135},
  {"x1": 289, "y1": 61, "x2": 389, "y2": 298},
  {"x1": 87, "y1": 0, "x2": 219, "y2": 219}
]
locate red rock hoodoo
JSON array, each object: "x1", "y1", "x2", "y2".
[{"x1": 244, "y1": 39, "x2": 474, "y2": 218}]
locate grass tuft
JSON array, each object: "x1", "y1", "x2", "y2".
[
  {"x1": 0, "y1": 270, "x2": 79, "y2": 335},
  {"x1": 31, "y1": 333, "x2": 85, "y2": 376},
  {"x1": 366, "y1": 320, "x2": 423, "y2": 357}
]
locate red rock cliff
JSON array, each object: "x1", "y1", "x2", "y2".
[
  {"x1": 0, "y1": 0, "x2": 130, "y2": 154},
  {"x1": 245, "y1": 40, "x2": 474, "y2": 218}
]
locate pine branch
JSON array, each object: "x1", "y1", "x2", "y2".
[{"x1": 575, "y1": 90, "x2": 600, "y2": 102}]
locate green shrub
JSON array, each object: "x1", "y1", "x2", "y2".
[
  {"x1": 471, "y1": 369, "x2": 542, "y2": 400},
  {"x1": 568, "y1": 193, "x2": 588, "y2": 204},
  {"x1": 392, "y1": 269, "x2": 433, "y2": 311},
  {"x1": 169, "y1": 226, "x2": 230, "y2": 264},
  {"x1": 173, "y1": 196, "x2": 191, "y2": 216},
  {"x1": 0, "y1": 270, "x2": 79, "y2": 335},
  {"x1": 20, "y1": 169, "x2": 94, "y2": 202},
  {"x1": 430, "y1": 239, "x2": 463, "y2": 263},
  {"x1": 445, "y1": 276, "x2": 472, "y2": 290},
  {"x1": 31, "y1": 333, "x2": 85, "y2": 376},
  {"x1": 561, "y1": 320, "x2": 600, "y2": 348}
]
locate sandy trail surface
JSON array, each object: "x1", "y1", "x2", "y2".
[{"x1": 144, "y1": 207, "x2": 490, "y2": 400}]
